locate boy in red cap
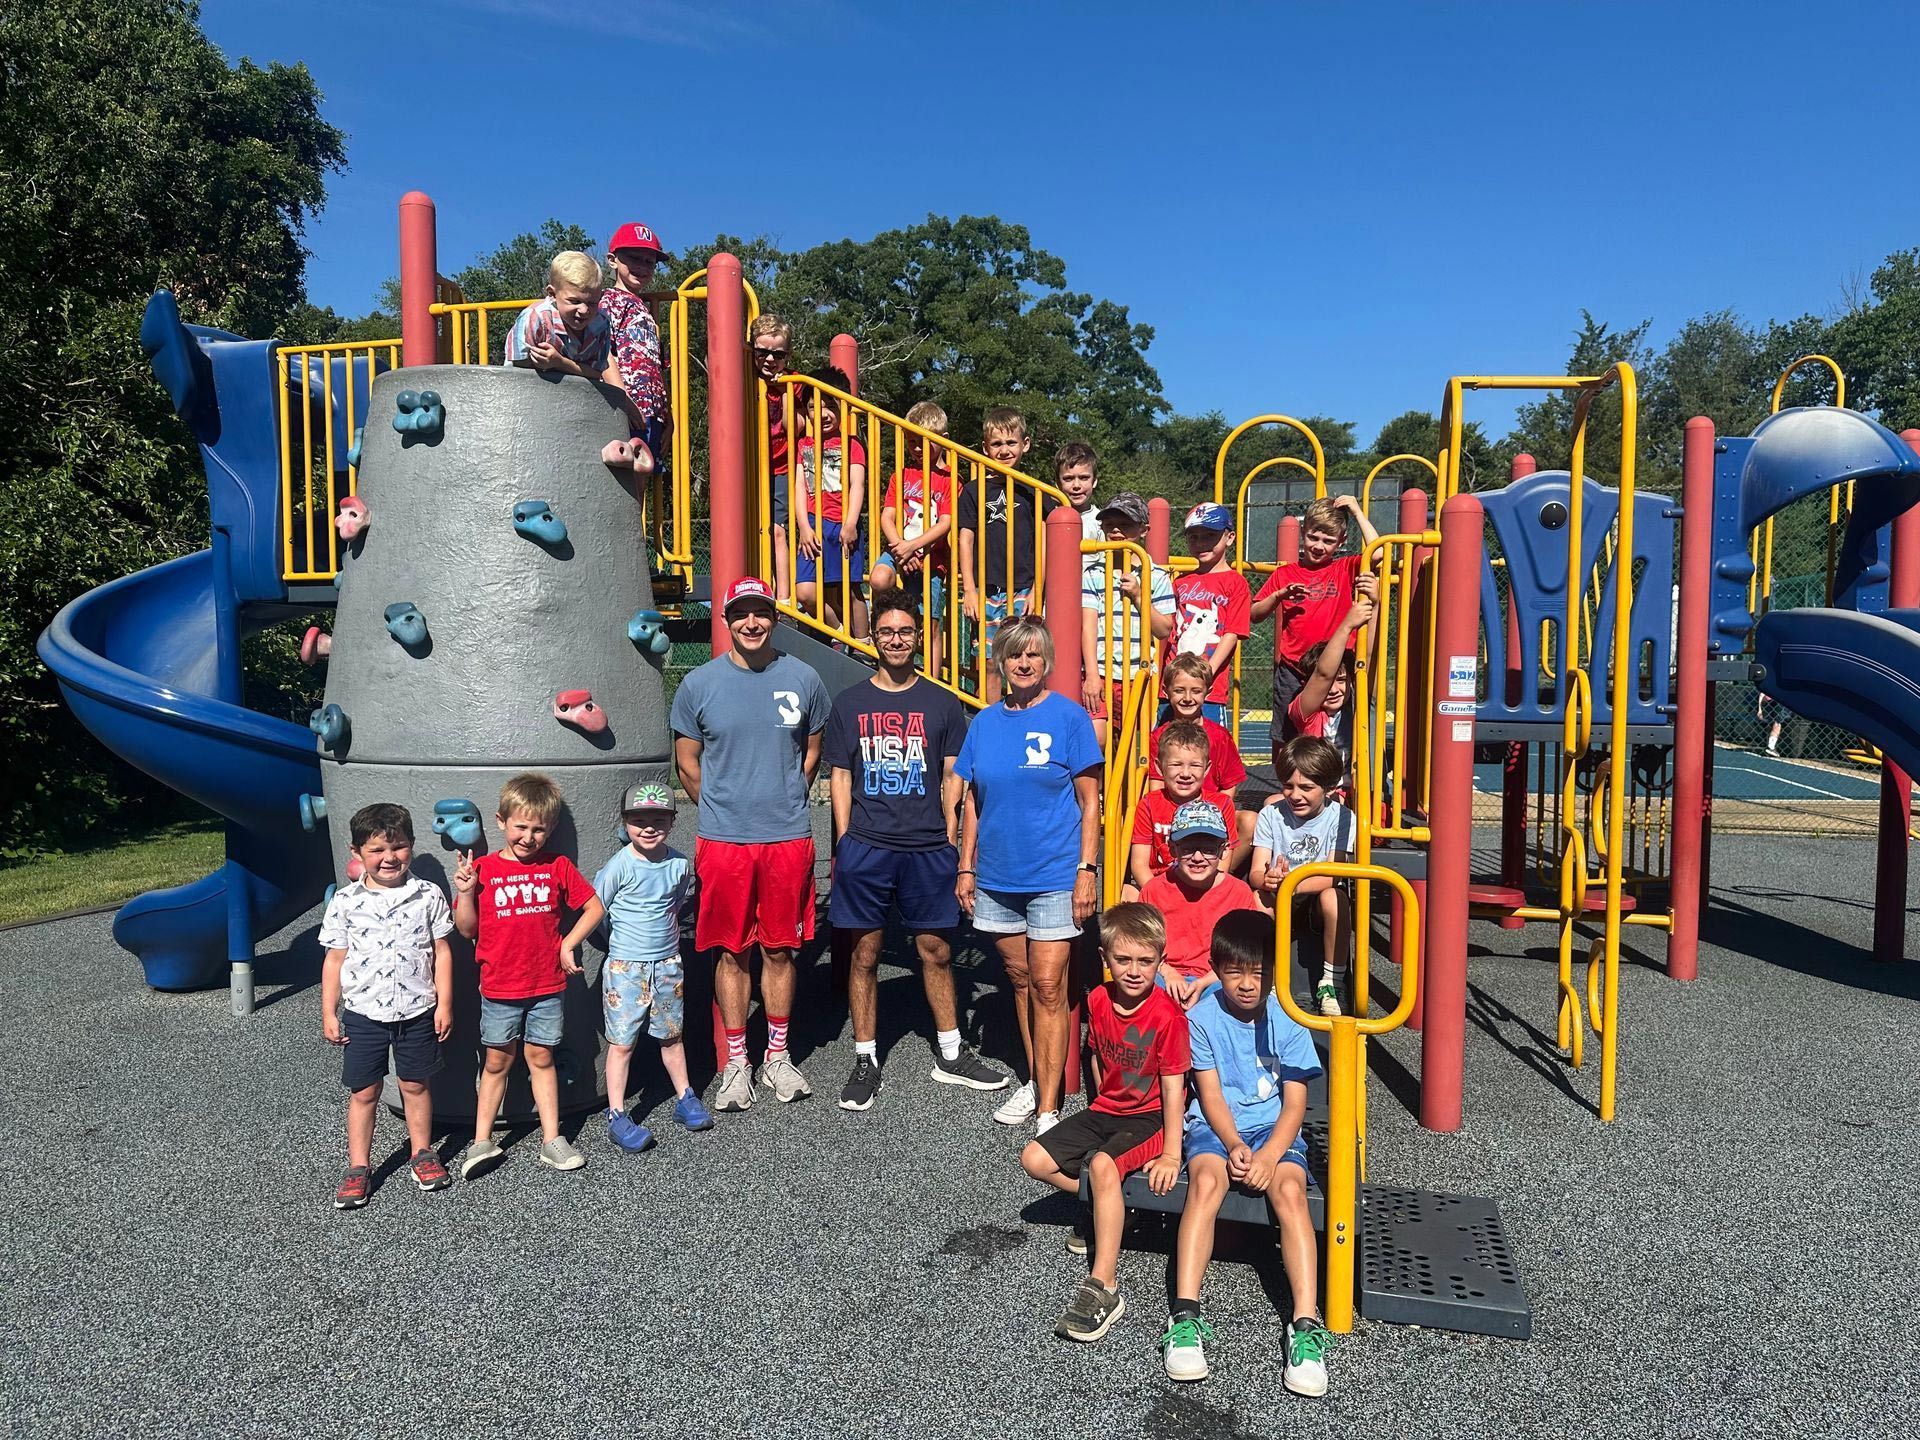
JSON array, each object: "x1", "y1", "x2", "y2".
[
  {"x1": 1169, "y1": 502, "x2": 1250, "y2": 727},
  {"x1": 601, "y1": 221, "x2": 672, "y2": 466}
]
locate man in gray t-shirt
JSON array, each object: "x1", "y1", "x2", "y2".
[{"x1": 671, "y1": 577, "x2": 831, "y2": 1112}]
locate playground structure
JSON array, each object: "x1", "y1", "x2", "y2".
[{"x1": 33, "y1": 191, "x2": 1920, "y2": 1337}]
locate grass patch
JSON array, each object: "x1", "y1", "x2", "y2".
[{"x1": 0, "y1": 820, "x2": 224, "y2": 927}]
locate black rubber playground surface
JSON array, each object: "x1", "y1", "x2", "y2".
[{"x1": 5, "y1": 831, "x2": 1920, "y2": 1438}]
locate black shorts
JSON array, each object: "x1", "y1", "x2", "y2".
[
  {"x1": 341, "y1": 1007, "x2": 443, "y2": 1092},
  {"x1": 1036, "y1": 1107, "x2": 1164, "y2": 1179}
]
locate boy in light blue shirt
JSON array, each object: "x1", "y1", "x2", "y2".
[
  {"x1": 1161, "y1": 909, "x2": 1331, "y2": 1397},
  {"x1": 563, "y1": 783, "x2": 712, "y2": 1150}
]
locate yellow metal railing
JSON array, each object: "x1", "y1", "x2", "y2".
[
  {"x1": 277, "y1": 339, "x2": 401, "y2": 581},
  {"x1": 1272, "y1": 860, "x2": 1420, "y2": 1334},
  {"x1": 1354, "y1": 532, "x2": 1440, "y2": 848},
  {"x1": 1749, "y1": 353, "x2": 1850, "y2": 617},
  {"x1": 759, "y1": 370, "x2": 1067, "y2": 709},
  {"x1": 1080, "y1": 538, "x2": 1163, "y2": 902}
]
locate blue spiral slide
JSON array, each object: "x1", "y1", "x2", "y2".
[{"x1": 35, "y1": 293, "x2": 331, "y2": 990}]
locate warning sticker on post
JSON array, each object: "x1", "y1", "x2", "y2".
[
  {"x1": 1447, "y1": 655, "x2": 1477, "y2": 699},
  {"x1": 1452, "y1": 720, "x2": 1474, "y2": 742}
]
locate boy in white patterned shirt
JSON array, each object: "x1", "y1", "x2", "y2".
[{"x1": 319, "y1": 802, "x2": 454, "y2": 1209}]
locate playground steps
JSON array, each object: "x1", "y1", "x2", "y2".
[{"x1": 1079, "y1": 1034, "x2": 1531, "y2": 1338}]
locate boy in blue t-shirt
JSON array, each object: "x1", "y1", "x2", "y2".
[
  {"x1": 562, "y1": 783, "x2": 712, "y2": 1150},
  {"x1": 1162, "y1": 909, "x2": 1332, "y2": 1397}
]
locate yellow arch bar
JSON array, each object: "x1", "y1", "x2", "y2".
[{"x1": 1213, "y1": 414, "x2": 1326, "y2": 507}]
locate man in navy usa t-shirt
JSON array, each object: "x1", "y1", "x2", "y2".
[{"x1": 824, "y1": 589, "x2": 1010, "y2": 1111}]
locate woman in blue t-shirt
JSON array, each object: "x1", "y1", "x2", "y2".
[{"x1": 955, "y1": 614, "x2": 1103, "y2": 1135}]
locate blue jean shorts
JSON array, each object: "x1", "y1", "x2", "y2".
[
  {"x1": 479, "y1": 992, "x2": 565, "y2": 1048},
  {"x1": 971, "y1": 886, "x2": 1080, "y2": 942},
  {"x1": 602, "y1": 957, "x2": 685, "y2": 1045},
  {"x1": 1184, "y1": 1117, "x2": 1310, "y2": 1177},
  {"x1": 796, "y1": 518, "x2": 867, "y2": 584}
]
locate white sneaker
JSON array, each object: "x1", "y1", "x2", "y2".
[
  {"x1": 1285, "y1": 1317, "x2": 1332, "y2": 1397},
  {"x1": 1316, "y1": 974, "x2": 1346, "y2": 1017},
  {"x1": 1035, "y1": 1110, "x2": 1060, "y2": 1135},
  {"x1": 758, "y1": 1049, "x2": 813, "y2": 1103},
  {"x1": 714, "y1": 1060, "x2": 755, "y2": 1112},
  {"x1": 992, "y1": 1080, "x2": 1037, "y2": 1126},
  {"x1": 1161, "y1": 1314, "x2": 1214, "y2": 1382}
]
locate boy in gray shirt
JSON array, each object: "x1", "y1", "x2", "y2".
[
  {"x1": 1249, "y1": 737, "x2": 1357, "y2": 1017},
  {"x1": 670, "y1": 576, "x2": 831, "y2": 1111}
]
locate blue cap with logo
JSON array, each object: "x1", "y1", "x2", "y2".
[
  {"x1": 1184, "y1": 502, "x2": 1233, "y2": 533},
  {"x1": 1169, "y1": 799, "x2": 1230, "y2": 844}
]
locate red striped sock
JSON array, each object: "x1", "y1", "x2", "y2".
[
  {"x1": 767, "y1": 1015, "x2": 790, "y2": 1054},
  {"x1": 725, "y1": 1027, "x2": 747, "y2": 1066}
]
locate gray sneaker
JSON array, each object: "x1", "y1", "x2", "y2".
[
  {"x1": 758, "y1": 1049, "x2": 813, "y2": 1103},
  {"x1": 538, "y1": 1137, "x2": 585, "y2": 1171},
  {"x1": 1065, "y1": 1215, "x2": 1090, "y2": 1256},
  {"x1": 1055, "y1": 1278, "x2": 1126, "y2": 1342},
  {"x1": 931, "y1": 1045, "x2": 1011, "y2": 1091},
  {"x1": 714, "y1": 1060, "x2": 755, "y2": 1113},
  {"x1": 459, "y1": 1137, "x2": 504, "y2": 1180}
]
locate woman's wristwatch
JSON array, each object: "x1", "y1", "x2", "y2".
[{"x1": 1077, "y1": 861, "x2": 1097, "y2": 875}]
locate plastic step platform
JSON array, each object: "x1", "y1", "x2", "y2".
[{"x1": 1357, "y1": 1185, "x2": 1531, "y2": 1338}]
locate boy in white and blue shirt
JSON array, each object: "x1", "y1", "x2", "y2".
[
  {"x1": 1081, "y1": 490, "x2": 1176, "y2": 745},
  {"x1": 562, "y1": 782, "x2": 712, "y2": 1150}
]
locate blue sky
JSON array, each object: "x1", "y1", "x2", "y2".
[{"x1": 203, "y1": 0, "x2": 1920, "y2": 444}]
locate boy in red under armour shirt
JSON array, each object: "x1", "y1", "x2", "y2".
[{"x1": 1020, "y1": 902, "x2": 1188, "y2": 1344}]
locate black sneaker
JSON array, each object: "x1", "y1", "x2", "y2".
[
  {"x1": 931, "y1": 1044, "x2": 1011, "y2": 1091},
  {"x1": 839, "y1": 1055, "x2": 882, "y2": 1111},
  {"x1": 1055, "y1": 1278, "x2": 1125, "y2": 1342}
]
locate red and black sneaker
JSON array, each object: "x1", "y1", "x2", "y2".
[
  {"x1": 409, "y1": 1149, "x2": 451, "y2": 1192},
  {"x1": 334, "y1": 1165, "x2": 372, "y2": 1210}
]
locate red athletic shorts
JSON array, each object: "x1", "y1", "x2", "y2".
[{"x1": 694, "y1": 836, "x2": 817, "y2": 955}]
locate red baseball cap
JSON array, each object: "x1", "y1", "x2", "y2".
[
  {"x1": 608, "y1": 221, "x2": 669, "y2": 260},
  {"x1": 721, "y1": 576, "x2": 775, "y2": 614}
]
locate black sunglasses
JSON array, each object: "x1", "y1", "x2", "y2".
[{"x1": 753, "y1": 346, "x2": 790, "y2": 360}]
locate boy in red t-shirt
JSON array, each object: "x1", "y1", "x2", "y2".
[
  {"x1": 870, "y1": 400, "x2": 956, "y2": 679},
  {"x1": 1149, "y1": 653, "x2": 1254, "y2": 860},
  {"x1": 452, "y1": 773, "x2": 602, "y2": 1179},
  {"x1": 1283, "y1": 575, "x2": 1376, "y2": 779},
  {"x1": 793, "y1": 364, "x2": 870, "y2": 640},
  {"x1": 1129, "y1": 721, "x2": 1242, "y2": 894},
  {"x1": 1169, "y1": 503, "x2": 1250, "y2": 725},
  {"x1": 1140, "y1": 802, "x2": 1261, "y2": 1009},
  {"x1": 1021, "y1": 902, "x2": 1188, "y2": 1343},
  {"x1": 1250, "y1": 494, "x2": 1378, "y2": 773}
]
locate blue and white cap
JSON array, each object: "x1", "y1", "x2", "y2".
[
  {"x1": 1184, "y1": 501, "x2": 1233, "y2": 533},
  {"x1": 1169, "y1": 799, "x2": 1230, "y2": 844}
]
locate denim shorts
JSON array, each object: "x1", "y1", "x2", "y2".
[
  {"x1": 1184, "y1": 1117, "x2": 1310, "y2": 1177},
  {"x1": 796, "y1": 519, "x2": 868, "y2": 584},
  {"x1": 479, "y1": 991, "x2": 565, "y2": 1048},
  {"x1": 971, "y1": 885, "x2": 1080, "y2": 942},
  {"x1": 602, "y1": 957, "x2": 685, "y2": 1045}
]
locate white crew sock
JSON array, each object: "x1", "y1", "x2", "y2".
[
  {"x1": 936, "y1": 1028, "x2": 962, "y2": 1061},
  {"x1": 854, "y1": 1039, "x2": 878, "y2": 1061}
]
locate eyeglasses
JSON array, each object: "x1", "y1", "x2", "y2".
[
  {"x1": 753, "y1": 347, "x2": 790, "y2": 361},
  {"x1": 874, "y1": 626, "x2": 918, "y2": 640}
]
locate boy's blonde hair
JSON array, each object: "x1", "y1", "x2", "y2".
[
  {"x1": 1302, "y1": 495, "x2": 1346, "y2": 536},
  {"x1": 1102, "y1": 901, "x2": 1167, "y2": 957},
  {"x1": 548, "y1": 251, "x2": 602, "y2": 291},
  {"x1": 498, "y1": 772, "x2": 564, "y2": 825},
  {"x1": 1055, "y1": 441, "x2": 1096, "y2": 477},
  {"x1": 904, "y1": 400, "x2": 948, "y2": 434},
  {"x1": 750, "y1": 313, "x2": 792, "y2": 343},
  {"x1": 981, "y1": 406, "x2": 1028, "y2": 442},
  {"x1": 1155, "y1": 718, "x2": 1210, "y2": 765},
  {"x1": 1162, "y1": 652, "x2": 1213, "y2": 689}
]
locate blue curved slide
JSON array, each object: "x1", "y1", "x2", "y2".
[
  {"x1": 36, "y1": 553, "x2": 329, "y2": 989},
  {"x1": 1752, "y1": 607, "x2": 1920, "y2": 781}
]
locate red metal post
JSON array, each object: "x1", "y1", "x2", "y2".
[
  {"x1": 1872, "y1": 431, "x2": 1920, "y2": 961},
  {"x1": 830, "y1": 333, "x2": 859, "y2": 395},
  {"x1": 1147, "y1": 497, "x2": 1171, "y2": 565},
  {"x1": 1499, "y1": 454, "x2": 1536, "y2": 927},
  {"x1": 706, "y1": 254, "x2": 748, "y2": 658},
  {"x1": 398, "y1": 192, "x2": 438, "y2": 369},
  {"x1": 1271, "y1": 516, "x2": 1302, "y2": 665},
  {"x1": 1667, "y1": 419, "x2": 1715, "y2": 979},
  {"x1": 1044, "y1": 506, "x2": 1083, "y2": 702},
  {"x1": 1420, "y1": 494, "x2": 1484, "y2": 1132}
]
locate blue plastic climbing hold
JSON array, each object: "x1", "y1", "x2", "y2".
[
  {"x1": 299, "y1": 793, "x2": 327, "y2": 832},
  {"x1": 308, "y1": 703, "x2": 350, "y2": 752},
  {"x1": 627, "y1": 608, "x2": 672, "y2": 656},
  {"x1": 513, "y1": 499, "x2": 568, "y2": 545},
  {"x1": 431, "y1": 798, "x2": 485, "y2": 849},
  {"x1": 346, "y1": 425, "x2": 365, "y2": 469},
  {"x1": 393, "y1": 388, "x2": 445, "y2": 438},
  {"x1": 384, "y1": 601, "x2": 428, "y2": 648}
]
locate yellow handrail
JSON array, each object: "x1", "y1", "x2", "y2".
[
  {"x1": 1354, "y1": 532, "x2": 1440, "y2": 849},
  {"x1": 276, "y1": 338, "x2": 402, "y2": 582},
  {"x1": 1754, "y1": 353, "x2": 1850, "y2": 612},
  {"x1": 1080, "y1": 537, "x2": 1163, "y2": 901},
  {"x1": 1272, "y1": 860, "x2": 1420, "y2": 1334},
  {"x1": 763, "y1": 370, "x2": 1067, "y2": 710},
  {"x1": 1213, "y1": 414, "x2": 1327, "y2": 510},
  {"x1": 1361, "y1": 453, "x2": 1439, "y2": 515}
]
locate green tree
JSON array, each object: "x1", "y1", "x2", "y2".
[
  {"x1": 1832, "y1": 249, "x2": 1920, "y2": 431},
  {"x1": 1499, "y1": 312, "x2": 1654, "y2": 490},
  {"x1": 0, "y1": 0, "x2": 344, "y2": 845}
]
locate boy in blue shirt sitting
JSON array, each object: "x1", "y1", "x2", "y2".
[
  {"x1": 563, "y1": 783, "x2": 713, "y2": 1150},
  {"x1": 1163, "y1": 909, "x2": 1332, "y2": 1396}
]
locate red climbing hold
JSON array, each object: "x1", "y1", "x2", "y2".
[
  {"x1": 601, "y1": 437, "x2": 657, "y2": 476},
  {"x1": 553, "y1": 689, "x2": 608, "y2": 733},
  {"x1": 301, "y1": 626, "x2": 332, "y2": 665}
]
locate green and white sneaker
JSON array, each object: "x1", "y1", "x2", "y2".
[
  {"x1": 1316, "y1": 975, "x2": 1345, "y2": 1016},
  {"x1": 1285, "y1": 1315, "x2": 1332, "y2": 1396},
  {"x1": 1161, "y1": 1313, "x2": 1214, "y2": 1382}
]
